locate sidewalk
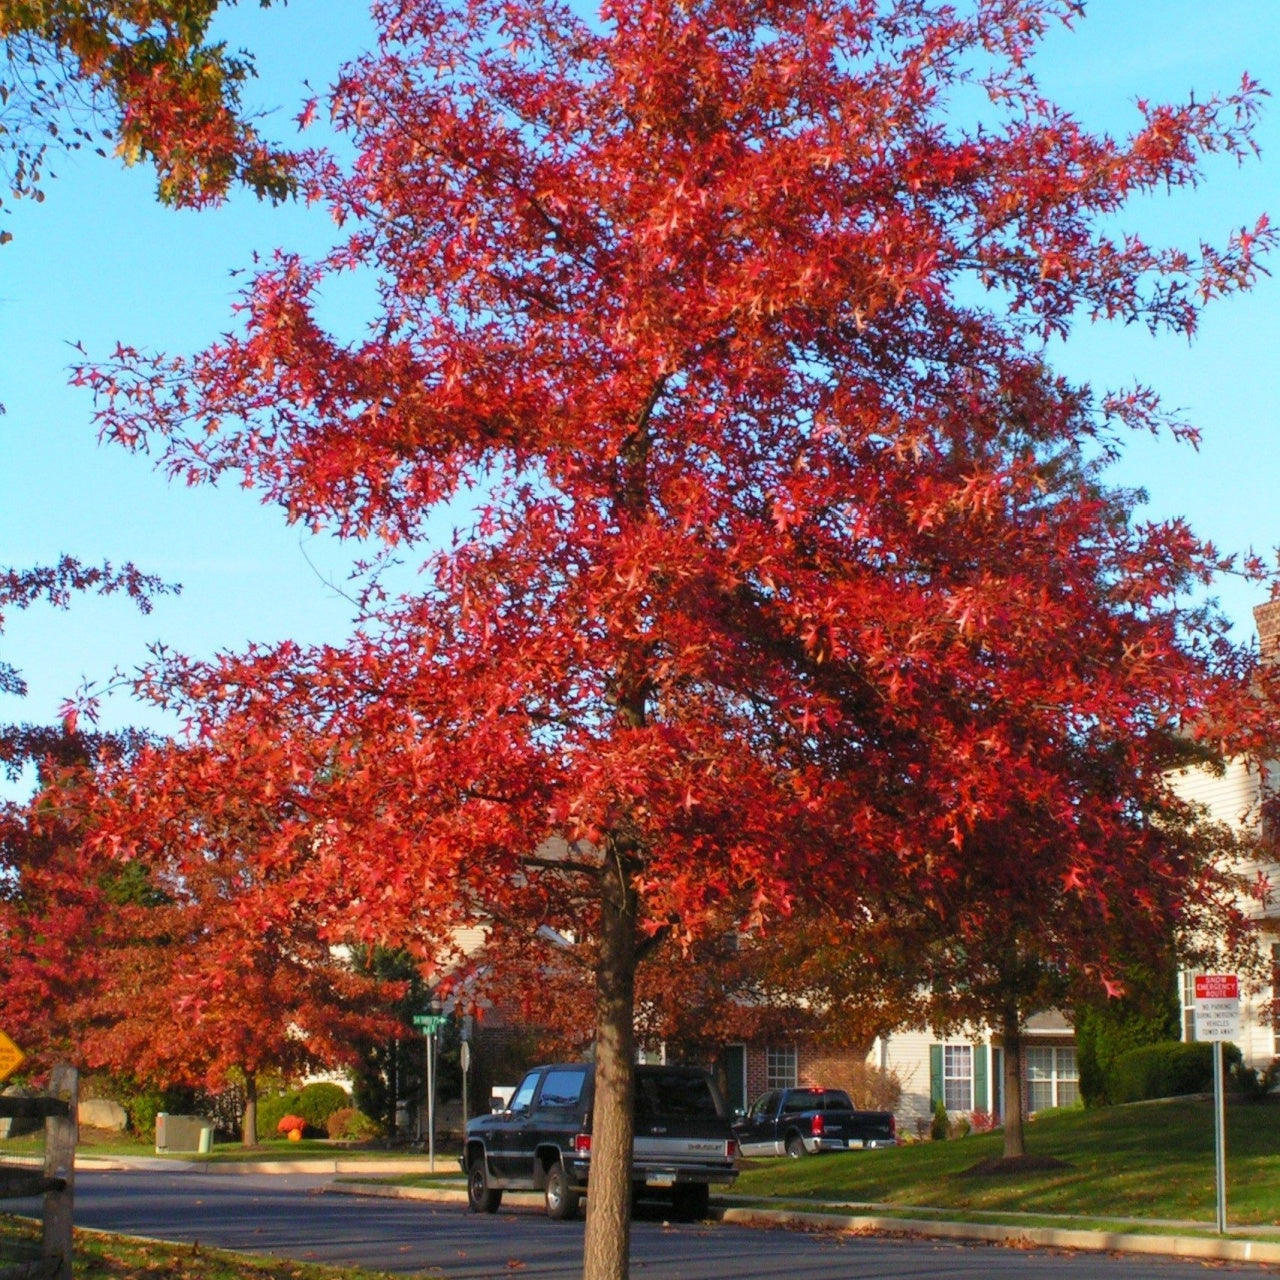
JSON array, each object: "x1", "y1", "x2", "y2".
[{"x1": 79, "y1": 1154, "x2": 1280, "y2": 1269}]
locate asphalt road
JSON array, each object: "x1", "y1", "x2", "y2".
[{"x1": 38, "y1": 1167, "x2": 1280, "y2": 1280}]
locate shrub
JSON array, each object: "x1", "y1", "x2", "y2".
[
  {"x1": 126, "y1": 1085, "x2": 195, "y2": 1137},
  {"x1": 298, "y1": 1082, "x2": 350, "y2": 1130},
  {"x1": 276, "y1": 1114, "x2": 307, "y2": 1139},
  {"x1": 1230, "y1": 1056, "x2": 1280, "y2": 1100},
  {"x1": 256, "y1": 1089, "x2": 304, "y2": 1139},
  {"x1": 326, "y1": 1106, "x2": 383, "y2": 1141},
  {"x1": 1109, "y1": 1040, "x2": 1242, "y2": 1104},
  {"x1": 806, "y1": 1056, "x2": 904, "y2": 1114},
  {"x1": 930, "y1": 1099, "x2": 949, "y2": 1141},
  {"x1": 1074, "y1": 985, "x2": 1179, "y2": 1108}
]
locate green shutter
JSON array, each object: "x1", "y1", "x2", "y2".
[
  {"x1": 929, "y1": 1044, "x2": 943, "y2": 1106},
  {"x1": 974, "y1": 1045, "x2": 989, "y2": 1111}
]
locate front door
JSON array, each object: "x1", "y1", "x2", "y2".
[{"x1": 715, "y1": 1045, "x2": 747, "y2": 1115}]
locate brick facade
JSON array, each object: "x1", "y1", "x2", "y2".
[{"x1": 1255, "y1": 600, "x2": 1280, "y2": 662}]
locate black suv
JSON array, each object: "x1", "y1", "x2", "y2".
[{"x1": 460, "y1": 1062, "x2": 739, "y2": 1221}]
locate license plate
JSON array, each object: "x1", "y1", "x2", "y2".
[{"x1": 646, "y1": 1173, "x2": 675, "y2": 1186}]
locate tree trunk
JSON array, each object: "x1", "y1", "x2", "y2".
[
  {"x1": 582, "y1": 851, "x2": 638, "y2": 1280},
  {"x1": 241, "y1": 1071, "x2": 258, "y2": 1146},
  {"x1": 1000, "y1": 1008, "x2": 1025, "y2": 1160}
]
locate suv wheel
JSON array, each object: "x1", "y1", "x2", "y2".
[
  {"x1": 544, "y1": 1161, "x2": 580, "y2": 1221},
  {"x1": 467, "y1": 1153, "x2": 502, "y2": 1213}
]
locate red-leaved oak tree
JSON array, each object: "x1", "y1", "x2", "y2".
[{"x1": 73, "y1": 0, "x2": 1275, "y2": 1272}]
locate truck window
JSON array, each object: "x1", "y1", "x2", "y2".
[
  {"x1": 536, "y1": 1067, "x2": 588, "y2": 1111},
  {"x1": 781, "y1": 1090, "x2": 823, "y2": 1113},
  {"x1": 636, "y1": 1071, "x2": 721, "y2": 1120},
  {"x1": 509, "y1": 1070, "x2": 540, "y2": 1116}
]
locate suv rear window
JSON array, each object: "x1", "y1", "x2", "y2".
[{"x1": 635, "y1": 1071, "x2": 721, "y2": 1121}]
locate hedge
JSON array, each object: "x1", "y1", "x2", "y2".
[{"x1": 1109, "y1": 1040, "x2": 1241, "y2": 1104}]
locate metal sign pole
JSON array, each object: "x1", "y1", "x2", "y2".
[
  {"x1": 427, "y1": 1026, "x2": 437, "y2": 1173},
  {"x1": 1213, "y1": 1040, "x2": 1227, "y2": 1235}
]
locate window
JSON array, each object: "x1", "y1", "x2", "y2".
[
  {"x1": 1272, "y1": 945, "x2": 1280, "y2": 1058},
  {"x1": 1181, "y1": 970, "x2": 1198, "y2": 1043},
  {"x1": 766, "y1": 1045, "x2": 797, "y2": 1090},
  {"x1": 1026, "y1": 1046, "x2": 1079, "y2": 1112},
  {"x1": 509, "y1": 1070, "x2": 540, "y2": 1115},
  {"x1": 943, "y1": 1045, "x2": 973, "y2": 1112},
  {"x1": 536, "y1": 1068, "x2": 587, "y2": 1111}
]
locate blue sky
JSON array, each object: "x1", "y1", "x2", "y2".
[{"x1": 1, "y1": 0, "x2": 1278, "y2": 764}]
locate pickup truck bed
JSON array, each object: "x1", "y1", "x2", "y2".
[{"x1": 734, "y1": 1086, "x2": 897, "y2": 1157}]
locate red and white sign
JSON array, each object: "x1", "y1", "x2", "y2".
[
  {"x1": 1195, "y1": 974, "x2": 1239, "y2": 1001},
  {"x1": 1193, "y1": 974, "x2": 1241, "y2": 1042}
]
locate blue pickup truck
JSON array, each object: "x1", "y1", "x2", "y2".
[{"x1": 733, "y1": 1086, "x2": 897, "y2": 1157}]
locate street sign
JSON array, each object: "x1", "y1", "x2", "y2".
[
  {"x1": 412, "y1": 1014, "x2": 448, "y2": 1033},
  {"x1": 0, "y1": 1029, "x2": 26, "y2": 1086},
  {"x1": 1193, "y1": 974, "x2": 1241, "y2": 1043}
]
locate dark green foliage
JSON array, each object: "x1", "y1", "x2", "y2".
[
  {"x1": 1230, "y1": 1057, "x2": 1280, "y2": 1100},
  {"x1": 1075, "y1": 983, "x2": 1180, "y2": 1107},
  {"x1": 930, "y1": 1099, "x2": 949, "y2": 1141},
  {"x1": 126, "y1": 1083, "x2": 196, "y2": 1136},
  {"x1": 1109, "y1": 1040, "x2": 1242, "y2": 1104},
  {"x1": 256, "y1": 1088, "x2": 303, "y2": 1137},
  {"x1": 348, "y1": 947, "x2": 429, "y2": 1138},
  {"x1": 297, "y1": 1081, "x2": 350, "y2": 1129}
]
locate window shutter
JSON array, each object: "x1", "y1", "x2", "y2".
[
  {"x1": 929, "y1": 1044, "x2": 943, "y2": 1106},
  {"x1": 974, "y1": 1045, "x2": 989, "y2": 1111}
]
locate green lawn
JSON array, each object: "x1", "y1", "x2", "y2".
[
  {"x1": 0, "y1": 1131, "x2": 422, "y2": 1163},
  {"x1": 732, "y1": 1096, "x2": 1280, "y2": 1228},
  {"x1": 0, "y1": 1215, "x2": 433, "y2": 1280}
]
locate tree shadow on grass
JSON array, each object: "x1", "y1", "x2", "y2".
[{"x1": 959, "y1": 1155, "x2": 1072, "y2": 1178}]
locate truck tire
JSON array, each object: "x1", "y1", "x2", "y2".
[
  {"x1": 785, "y1": 1133, "x2": 807, "y2": 1159},
  {"x1": 544, "y1": 1160, "x2": 581, "y2": 1221},
  {"x1": 467, "y1": 1153, "x2": 503, "y2": 1213},
  {"x1": 671, "y1": 1183, "x2": 710, "y2": 1221}
]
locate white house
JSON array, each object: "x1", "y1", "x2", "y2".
[{"x1": 1168, "y1": 599, "x2": 1280, "y2": 1072}]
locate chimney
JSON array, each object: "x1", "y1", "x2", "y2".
[{"x1": 1254, "y1": 599, "x2": 1280, "y2": 664}]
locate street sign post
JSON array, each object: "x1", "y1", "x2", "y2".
[
  {"x1": 1193, "y1": 974, "x2": 1240, "y2": 1235},
  {"x1": 0, "y1": 1030, "x2": 26, "y2": 1086},
  {"x1": 413, "y1": 1010, "x2": 448, "y2": 1170}
]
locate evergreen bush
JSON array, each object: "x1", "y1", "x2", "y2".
[
  {"x1": 256, "y1": 1089, "x2": 304, "y2": 1138},
  {"x1": 930, "y1": 1099, "x2": 949, "y2": 1140},
  {"x1": 298, "y1": 1081, "x2": 350, "y2": 1130},
  {"x1": 1109, "y1": 1040, "x2": 1241, "y2": 1103}
]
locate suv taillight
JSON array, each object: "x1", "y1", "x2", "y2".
[
  {"x1": 811, "y1": 1113, "x2": 825, "y2": 1138},
  {"x1": 727, "y1": 1138, "x2": 738, "y2": 1160},
  {"x1": 574, "y1": 1133, "x2": 592, "y2": 1155}
]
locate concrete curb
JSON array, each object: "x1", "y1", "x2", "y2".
[{"x1": 715, "y1": 1206, "x2": 1280, "y2": 1267}]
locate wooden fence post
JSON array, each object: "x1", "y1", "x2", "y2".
[{"x1": 41, "y1": 1066, "x2": 77, "y2": 1280}]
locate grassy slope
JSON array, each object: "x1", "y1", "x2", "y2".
[
  {"x1": 733, "y1": 1096, "x2": 1280, "y2": 1226},
  {"x1": 0, "y1": 1216, "x2": 429, "y2": 1280}
]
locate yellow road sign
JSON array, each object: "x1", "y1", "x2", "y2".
[{"x1": 0, "y1": 1029, "x2": 26, "y2": 1085}]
